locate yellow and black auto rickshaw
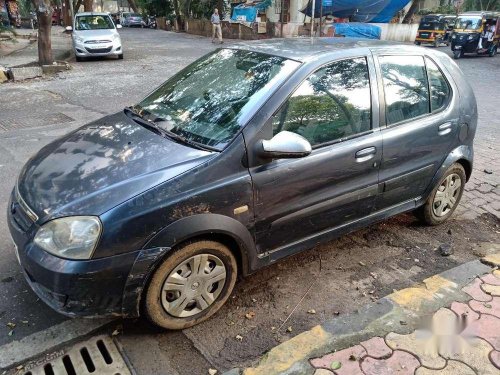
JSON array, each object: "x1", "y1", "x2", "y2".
[
  {"x1": 451, "y1": 11, "x2": 500, "y2": 59},
  {"x1": 415, "y1": 14, "x2": 456, "y2": 47}
]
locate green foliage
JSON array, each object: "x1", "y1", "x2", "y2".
[
  {"x1": 136, "y1": 0, "x2": 174, "y2": 17},
  {"x1": 462, "y1": 0, "x2": 500, "y2": 11},
  {"x1": 189, "y1": 0, "x2": 218, "y2": 19}
]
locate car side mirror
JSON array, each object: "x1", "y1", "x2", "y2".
[
  {"x1": 65, "y1": 25, "x2": 73, "y2": 32},
  {"x1": 116, "y1": 24, "x2": 122, "y2": 29},
  {"x1": 257, "y1": 131, "x2": 312, "y2": 159}
]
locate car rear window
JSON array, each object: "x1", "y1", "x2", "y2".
[{"x1": 380, "y1": 55, "x2": 430, "y2": 125}]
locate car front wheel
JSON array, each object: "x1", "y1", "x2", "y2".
[
  {"x1": 416, "y1": 163, "x2": 466, "y2": 225},
  {"x1": 144, "y1": 240, "x2": 238, "y2": 329}
]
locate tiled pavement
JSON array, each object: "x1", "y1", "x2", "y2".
[{"x1": 309, "y1": 269, "x2": 500, "y2": 375}]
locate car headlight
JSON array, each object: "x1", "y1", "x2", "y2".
[
  {"x1": 34, "y1": 216, "x2": 101, "y2": 260},
  {"x1": 74, "y1": 35, "x2": 84, "y2": 43}
]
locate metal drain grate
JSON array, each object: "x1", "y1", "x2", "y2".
[
  {"x1": 20, "y1": 335, "x2": 131, "y2": 375},
  {"x1": 0, "y1": 113, "x2": 74, "y2": 132}
]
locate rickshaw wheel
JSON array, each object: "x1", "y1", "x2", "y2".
[
  {"x1": 489, "y1": 47, "x2": 497, "y2": 57},
  {"x1": 453, "y1": 50, "x2": 462, "y2": 59}
]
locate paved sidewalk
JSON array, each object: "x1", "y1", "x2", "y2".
[
  {"x1": 0, "y1": 26, "x2": 71, "y2": 68},
  {"x1": 229, "y1": 252, "x2": 500, "y2": 375}
]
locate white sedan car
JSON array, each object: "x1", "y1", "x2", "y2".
[{"x1": 67, "y1": 12, "x2": 123, "y2": 61}]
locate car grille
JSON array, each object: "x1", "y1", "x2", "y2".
[
  {"x1": 84, "y1": 40, "x2": 112, "y2": 44},
  {"x1": 85, "y1": 47, "x2": 113, "y2": 54},
  {"x1": 11, "y1": 187, "x2": 37, "y2": 232}
]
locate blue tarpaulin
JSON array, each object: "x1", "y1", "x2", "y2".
[
  {"x1": 301, "y1": 0, "x2": 411, "y2": 23},
  {"x1": 332, "y1": 22, "x2": 381, "y2": 39},
  {"x1": 231, "y1": 5, "x2": 258, "y2": 22},
  {"x1": 231, "y1": 0, "x2": 272, "y2": 23}
]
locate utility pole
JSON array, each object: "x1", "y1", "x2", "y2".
[
  {"x1": 319, "y1": 0, "x2": 323, "y2": 37},
  {"x1": 280, "y1": 0, "x2": 284, "y2": 37},
  {"x1": 311, "y1": 0, "x2": 316, "y2": 37}
]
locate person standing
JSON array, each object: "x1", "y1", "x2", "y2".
[{"x1": 211, "y1": 8, "x2": 223, "y2": 44}]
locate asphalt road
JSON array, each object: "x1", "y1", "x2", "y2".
[{"x1": 0, "y1": 29, "x2": 499, "y2": 373}]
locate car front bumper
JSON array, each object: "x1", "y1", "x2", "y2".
[
  {"x1": 73, "y1": 39, "x2": 122, "y2": 57},
  {"x1": 7, "y1": 190, "x2": 169, "y2": 318}
]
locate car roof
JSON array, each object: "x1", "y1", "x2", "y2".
[
  {"x1": 231, "y1": 38, "x2": 425, "y2": 62},
  {"x1": 75, "y1": 12, "x2": 111, "y2": 17}
]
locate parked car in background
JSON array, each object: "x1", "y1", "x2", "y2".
[
  {"x1": 8, "y1": 39, "x2": 476, "y2": 330},
  {"x1": 122, "y1": 12, "x2": 143, "y2": 27},
  {"x1": 66, "y1": 12, "x2": 123, "y2": 61}
]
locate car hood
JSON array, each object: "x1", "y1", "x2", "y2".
[
  {"x1": 73, "y1": 29, "x2": 117, "y2": 40},
  {"x1": 17, "y1": 111, "x2": 215, "y2": 221}
]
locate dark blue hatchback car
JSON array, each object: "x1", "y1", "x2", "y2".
[{"x1": 8, "y1": 39, "x2": 476, "y2": 329}]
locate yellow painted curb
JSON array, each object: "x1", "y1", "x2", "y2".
[
  {"x1": 388, "y1": 275, "x2": 457, "y2": 312},
  {"x1": 482, "y1": 253, "x2": 500, "y2": 267},
  {"x1": 242, "y1": 325, "x2": 331, "y2": 375}
]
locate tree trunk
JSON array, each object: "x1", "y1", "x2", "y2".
[
  {"x1": 402, "y1": 0, "x2": 422, "y2": 24},
  {"x1": 74, "y1": 0, "x2": 82, "y2": 13},
  {"x1": 83, "y1": 0, "x2": 92, "y2": 11},
  {"x1": 172, "y1": 0, "x2": 183, "y2": 31},
  {"x1": 62, "y1": 0, "x2": 71, "y2": 26},
  {"x1": 127, "y1": 0, "x2": 139, "y2": 13},
  {"x1": 33, "y1": 0, "x2": 53, "y2": 65}
]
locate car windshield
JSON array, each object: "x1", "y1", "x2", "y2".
[
  {"x1": 133, "y1": 49, "x2": 300, "y2": 150},
  {"x1": 76, "y1": 15, "x2": 114, "y2": 30},
  {"x1": 129, "y1": 13, "x2": 141, "y2": 18},
  {"x1": 455, "y1": 16, "x2": 482, "y2": 30}
]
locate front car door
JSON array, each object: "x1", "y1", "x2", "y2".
[
  {"x1": 373, "y1": 52, "x2": 459, "y2": 211},
  {"x1": 244, "y1": 53, "x2": 382, "y2": 256}
]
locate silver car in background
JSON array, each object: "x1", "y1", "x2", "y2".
[
  {"x1": 67, "y1": 12, "x2": 123, "y2": 61},
  {"x1": 122, "y1": 13, "x2": 143, "y2": 27}
]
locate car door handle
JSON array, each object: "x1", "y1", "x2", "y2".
[
  {"x1": 355, "y1": 147, "x2": 377, "y2": 163},
  {"x1": 438, "y1": 122, "x2": 453, "y2": 135}
]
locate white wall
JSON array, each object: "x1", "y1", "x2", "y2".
[{"x1": 372, "y1": 23, "x2": 419, "y2": 42}]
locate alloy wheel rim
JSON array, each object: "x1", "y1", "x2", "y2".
[
  {"x1": 161, "y1": 254, "x2": 226, "y2": 318},
  {"x1": 432, "y1": 173, "x2": 462, "y2": 217}
]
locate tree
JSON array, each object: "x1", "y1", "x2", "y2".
[
  {"x1": 463, "y1": 0, "x2": 500, "y2": 10},
  {"x1": 403, "y1": 0, "x2": 423, "y2": 23},
  {"x1": 33, "y1": 0, "x2": 53, "y2": 64}
]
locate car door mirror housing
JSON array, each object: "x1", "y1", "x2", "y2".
[
  {"x1": 257, "y1": 131, "x2": 312, "y2": 159},
  {"x1": 65, "y1": 25, "x2": 73, "y2": 32},
  {"x1": 116, "y1": 24, "x2": 123, "y2": 29}
]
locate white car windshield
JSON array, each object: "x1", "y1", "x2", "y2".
[{"x1": 76, "y1": 15, "x2": 115, "y2": 30}]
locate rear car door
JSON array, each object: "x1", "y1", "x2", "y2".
[
  {"x1": 374, "y1": 53, "x2": 459, "y2": 210},
  {"x1": 245, "y1": 56, "x2": 382, "y2": 254}
]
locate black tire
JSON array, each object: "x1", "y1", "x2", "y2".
[
  {"x1": 415, "y1": 163, "x2": 466, "y2": 226},
  {"x1": 453, "y1": 50, "x2": 462, "y2": 59},
  {"x1": 144, "y1": 240, "x2": 238, "y2": 330},
  {"x1": 434, "y1": 39, "x2": 439, "y2": 48},
  {"x1": 489, "y1": 46, "x2": 497, "y2": 57},
  {"x1": 118, "y1": 53, "x2": 124, "y2": 60},
  {"x1": 75, "y1": 55, "x2": 83, "y2": 62},
  {"x1": 415, "y1": 41, "x2": 421, "y2": 46}
]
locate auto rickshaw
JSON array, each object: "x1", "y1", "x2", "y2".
[
  {"x1": 415, "y1": 14, "x2": 456, "y2": 47},
  {"x1": 451, "y1": 11, "x2": 500, "y2": 59}
]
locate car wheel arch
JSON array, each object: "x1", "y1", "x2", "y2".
[
  {"x1": 418, "y1": 145, "x2": 473, "y2": 206},
  {"x1": 142, "y1": 213, "x2": 256, "y2": 277}
]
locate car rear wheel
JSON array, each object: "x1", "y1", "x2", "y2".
[
  {"x1": 144, "y1": 240, "x2": 238, "y2": 329},
  {"x1": 415, "y1": 163, "x2": 466, "y2": 226}
]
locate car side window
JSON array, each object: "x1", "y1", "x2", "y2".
[
  {"x1": 425, "y1": 57, "x2": 451, "y2": 112},
  {"x1": 379, "y1": 55, "x2": 430, "y2": 125},
  {"x1": 272, "y1": 57, "x2": 371, "y2": 147}
]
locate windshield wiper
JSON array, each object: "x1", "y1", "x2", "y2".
[
  {"x1": 124, "y1": 106, "x2": 166, "y2": 137},
  {"x1": 124, "y1": 107, "x2": 214, "y2": 152}
]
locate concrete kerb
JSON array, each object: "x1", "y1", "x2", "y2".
[{"x1": 227, "y1": 255, "x2": 498, "y2": 375}]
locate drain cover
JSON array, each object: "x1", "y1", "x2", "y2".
[
  {"x1": 0, "y1": 113, "x2": 74, "y2": 132},
  {"x1": 20, "y1": 335, "x2": 131, "y2": 375}
]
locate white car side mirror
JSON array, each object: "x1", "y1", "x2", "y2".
[{"x1": 116, "y1": 24, "x2": 123, "y2": 29}]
